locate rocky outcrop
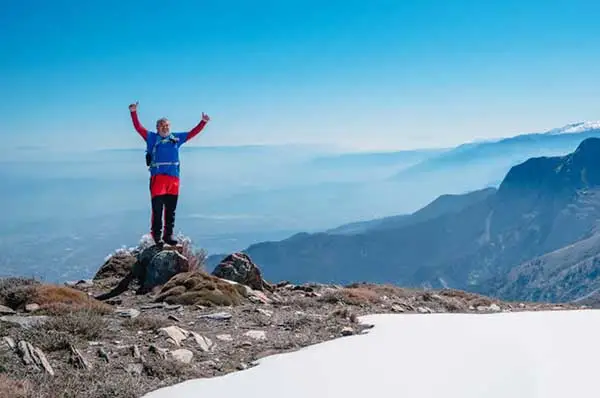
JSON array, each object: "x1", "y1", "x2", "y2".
[
  {"x1": 212, "y1": 253, "x2": 274, "y2": 292},
  {"x1": 95, "y1": 244, "x2": 190, "y2": 301}
]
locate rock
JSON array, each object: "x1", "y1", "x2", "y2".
[
  {"x1": 190, "y1": 332, "x2": 214, "y2": 352},
  {"x1": 244, "y1": 330, "x2": 267, "y2": 341},
  {"x1": 247, "y1": 289, "x2": 272, "y2": 304},
  {"x1": 237, "y1": 362, "x2": 249, "y2": 370},
  {"x1": 3, "y1": 336, "x2": 16, "y2": 350},
  {"x1": 17, "y1": 341, "x2": 54, "y2": 376},
  {"x1": 97, "y1": 347, "x2": 110, "y2": 363},
  {"x1": 131, "y1": 345, "x2": 143, "y2": 361},
  {"x1": 256, "y1": 308, "x2": 273, "y2": 317},
  {"x1": 212, "y1": 252, "x2": 274, "y2": 292},
  {"x1": 94, "y1": 251, "x2": 137, "y2": 281},
  {"x1": 0, "y1": 305, "x2": 16, "y2": 315},
  {"x1": 69, "y1": 344, "x2": 92, "y2": 370},
  {"x1": 25, "y1": 304, "x2": 40, "y2": 313},
  {"x1": 171, "y1": 349, "x2": 193, "y2": 364},
  {"x1": 341, "y1": 327, "x2": 355, "y2": 336},
  {"x1": 159, "y1": 326, "x2": 189, "y2": 346},
  {"x1": 116, "y1": 308, "x2": 140, "y2": 319},
  {"x1": 141, "y1": 303, "x2": 165, "y2": 310},
  {"x1": 417, "y1": 307, "x2": 432, "y2": 314},
  {"x1": 140, "y1": 247, "x2": 190, "y2": 292},
  {"x1": 0, "y1": 315, "x2": 48, "y2": 329},
  {"x1": 293, "y1": 285, "x2": 314, "y2": 292},
  {"x1": 65, "y1": 280, "x2": 94, "y2": 289},
  {"x1": 168, "y1": 315, "x2": 181, "y2": 323},
  {"x1": 149, "y1": 345, "x2": 169, "y2": 360},
  {"x1": 216, "y1": 334, "x2": 233, "y2": 342},
  {"x1": 199, "y1": 312, "x2": 232, "y2": 321},
  {"x1": 164, "y1": 304, "x2": 182, "y2": 311},
  {"x1": 126, "y1": 363, "x2": 144, "y2": 376},
  {"x1": 105, "y1": 298, "x2": 123, "y2": 306},
  {"x1": 489, "y1": 303, "x2": 501, "y2": 312},
  {"x1": 391, "y1": 304, "x2": 406, "y2": 313}
]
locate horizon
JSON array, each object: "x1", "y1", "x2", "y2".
[
  {"x1": 3, "y1": 1, "x2": 600, "y2": 152},
  {"x1": 5, "y1": 118, "x2": 600, "y2": 155}
]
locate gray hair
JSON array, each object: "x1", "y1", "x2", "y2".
[{"x1": 156, "y1": 117, "x2": 169, "y2": 127}]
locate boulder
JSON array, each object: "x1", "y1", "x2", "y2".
[
  {"x1": 212, "y1": 252, "x2": 273, "y2": 292},
  {"x1": 93, "y1": 252, "x2": 137, "y2": 281},
  {"x1": 136, "y1": 245, "x2": 190, "y2": 294}
]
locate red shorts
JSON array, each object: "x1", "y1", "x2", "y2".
[{"x1": 150, "y1": 175, "x2": 180, "y2": 198}]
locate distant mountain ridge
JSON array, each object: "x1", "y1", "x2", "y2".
[
  {"x1": 210, "y1": 137, "x2": 600, "y2": 303},
  {"x1": 392, "y1": 121, "x2": 600, "y2": 179}
]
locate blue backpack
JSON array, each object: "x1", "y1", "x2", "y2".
[{"x1": 145, "y1": 132, "x2": 186, "y2": 177}]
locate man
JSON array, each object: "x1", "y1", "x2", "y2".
[{"x1": 129, "y1": 101, "x2": 210, "y2": 245}]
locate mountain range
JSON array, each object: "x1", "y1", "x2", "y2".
[{"x1": 208, "y1": 136, "x2": 600, "y2": 303}]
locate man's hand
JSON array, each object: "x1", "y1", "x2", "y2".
[
  {"x1": 129, "y1": 102, "x2": 139, "y2": 112},
  {"x1": 202, "y1": 112, "x2": 210, "y2": 122}
]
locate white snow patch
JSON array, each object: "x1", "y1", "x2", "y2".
[
  {"x1": 546, "y1": 121, "x2": 600, "y2": 135},
  {"x1": 143, "y1": 310, "x2": 600, "y2": 398}
]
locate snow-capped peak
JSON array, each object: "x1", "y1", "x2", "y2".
[{"x1": 546, "y1": 121, "x2": 600, "y2": 135}]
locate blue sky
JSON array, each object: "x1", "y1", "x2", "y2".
[{"x1": 3, "y1": 0, "x2": 600, "y2": 151}]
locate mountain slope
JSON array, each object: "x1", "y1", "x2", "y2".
[
  {"x1": 327, "y1": 187, "x2": 496, "y2": 235},
  {"x1": 482, "y1": 232, "x2": 600, "y2": 303},
  {"x1": 227, "y1": 138, "x2": 600, "y2": 300}
]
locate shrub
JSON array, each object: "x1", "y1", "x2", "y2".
[
  {"x1": 122, "y1": 315, "x2": 169, "y2": 331},
  {"x1": 176, "y1": 233, "x2": 207, "y2": 272},
  {"x1": 319, "y1": 287, "x2": 381, "y2": 306},
  {"x1": 42, "y1": 309, "x2": 109, "y2": 341},
  {"x1": 4, "y1": 284, "x2": 112, "y2": 315},
  {"x1": 0, "y1": 277, "x2": 40, "y2": 307}
]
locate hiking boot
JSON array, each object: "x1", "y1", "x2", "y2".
[
  {"x1": 151, "y1": 233, "x2": 164, "y2": 246},
  {"x1": 163, "y1": 235, "x2": 178, "y2": 246}
]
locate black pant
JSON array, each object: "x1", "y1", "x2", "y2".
[{"x1": 151, "y1": 194, "x2": 178, "y2": 241}]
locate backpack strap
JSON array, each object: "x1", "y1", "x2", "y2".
[{"x1": 147, "y1": 134, "x2": 180, "y2": 171}]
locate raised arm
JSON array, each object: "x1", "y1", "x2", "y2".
[
  {"x1": 129, "y1": 102, "x2": 148, "y2": 141},
  {"x1": 184, "y1": 112, "x2": 211, "y2": 142}
]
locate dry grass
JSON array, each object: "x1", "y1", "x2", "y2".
[
  {"x1": 22, "y1": 365, "x2": 144, "y2": 398},
  {"x1": 3, "y1": 284, "x2": 112, "y2": 315},
  {"x1": 319, "y1": 287, "x2": 382, "y2": 306},
  {"x1": 0, "y1": 374, "x2": 31, "y2": 398},
  {"x1": 345, "y1": 282, "x2": 420, "y2": 298},
  {"x1": 330, "y1": 307, "x2": 358, "y2": 323},
  {"x1": 142, "y1": 356, "x2": 199, "y2": 380},
  {"x1": 11, "y1": 309, "x2": 110, "y2": 352},
  {"x1": 42, "y1": 309, "x2": 109, "y2": 341},
  {"x1": 437, "y1": 288, "x2": 480, "y2": 300},
  {"x1": 122, "y1": 315, "x2": 170, "y2": 331},
  {"x1": 156, "y1": 271, "x2": 247, "y2": 306}
]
